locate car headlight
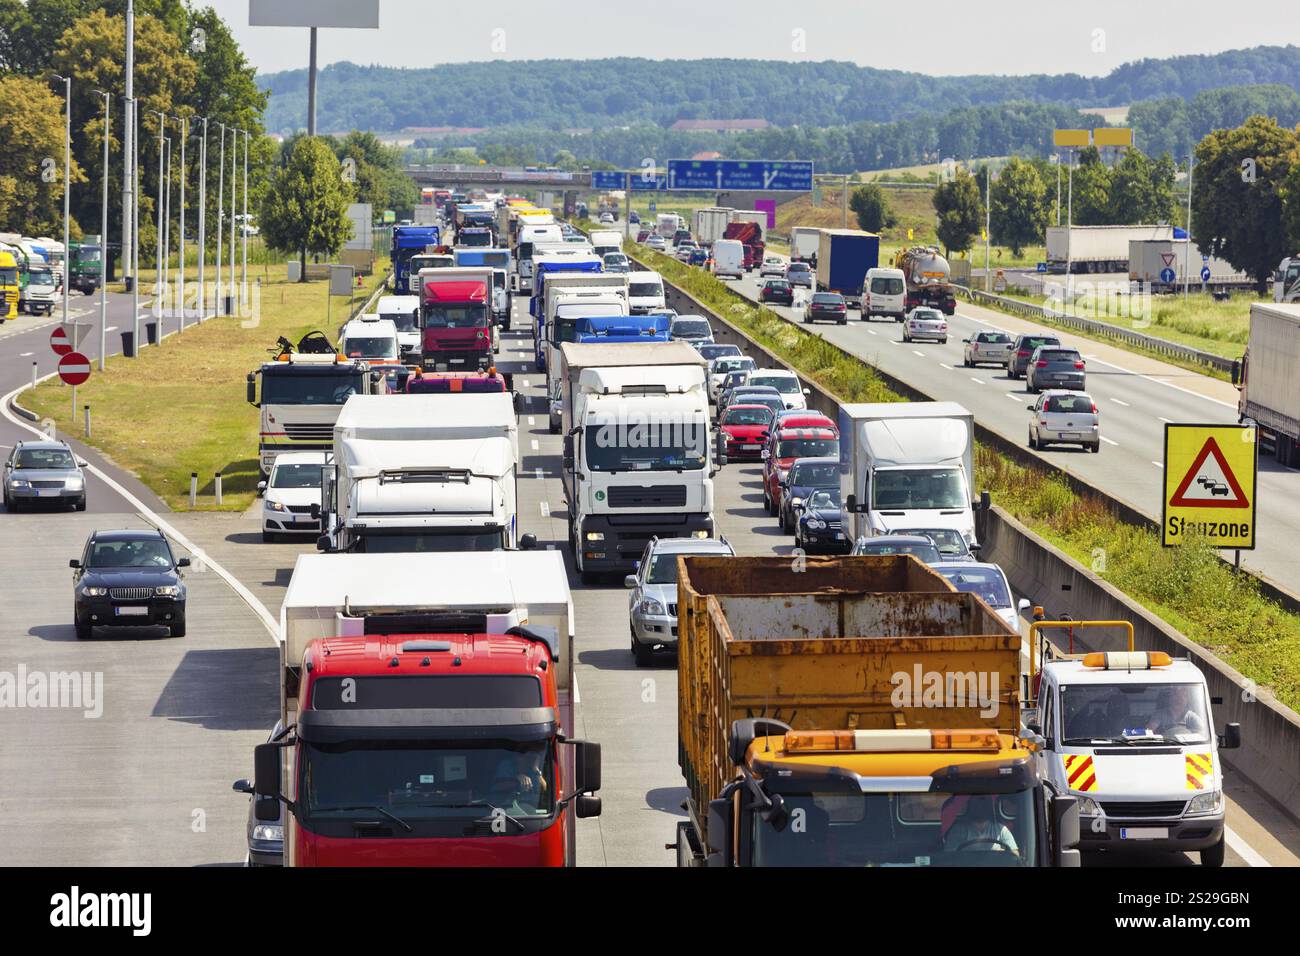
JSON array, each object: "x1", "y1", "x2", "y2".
[
  {"x1": 80, "y1": 586, "x2": 107, "y2": 597},
  {"x1": 807, "y1": 518, "x2": 825, "y2": 530},
  {"x1": 585, "y1": 531, "x2": 604, "y2": 542},
  {"x1": 636, "y1": 598, "x2": 665, "y2": 616},
  {"x1": 154, "y1": 585, "x2": 182, "y2": 597},
  {"x1": 691, "y1": 530, "x2": 710, "y2": 539},
  {"x1": 790, "y1": 497, "x2": 804, "y2": 510},
  {"x1": 8, "y1": 478, "x2": 29, "y2": 489},
  {"x1": 1075, "y1": 795, "x2": 1102, "y2": 816},
  {"x1": 1188, "y1": 790, "x2": 1222, "y2": 814},
  {"x1": 65, "y1": 476, "x2": 84, "y2": 489},
  {"x1": 265, "y1": 499, "x2": 285, "y2": 512},
  {"x1": 251, "y1": 824, "x2": 283, "y2": 842}
]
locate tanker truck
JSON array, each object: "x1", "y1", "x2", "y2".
[{"x1": 894, "y1": 246, "x2": 957, "y2": 316}]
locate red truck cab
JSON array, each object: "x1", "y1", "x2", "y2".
[{"x1": 420, "y1": 275, "x2": 492, "y2": 372}]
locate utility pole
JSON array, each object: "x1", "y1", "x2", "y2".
[
  {"x1": 53, "y1": 74, "x2": 71, "y2": 326},
  {"x1": 229, "y1": 128, "x2": 238, "y2": 314},
  {"x1": 241, "y1": 129, "x2": 249, "y2": 311},
  {"x1": 122, "y1": 0, "x2": 135, "y2": 291},
  {"x1": 216, "y1": 122, "x2": 225, "y2": 315},
  {"x1": 1055, "y1": 155, "x2": 1061, "y2": 226},
  {"x1": 163, "y1": 135, "x2": 171, "y2": 319},
  {"x1": 842, "y1": 174, "x2": 849, "y2": 229},
  {"x1": 198, "y1": 118, "x2": 206, "y2": 320},
  {"x1": 1066, "y1": 149, "x2": 1074, "y2": 286},
  {"x1": 151, "y1": 109, "x2": 164, "y2": 316},
  {"x1": 132, "y1": 98, "x2": 140, "y2": 353},
  {"x1": 307, "y1": 29, "x2": 318, "y2": 136},
  {"x1": 177, "y1": 115, "x2": 186, "y2": 329},
  {"x1": 95, "y1": 90, "x2": 110, "y2": 370},
  {"x1": 984, "y1": 165, "x2": 992, "y2": 293},
  {"x1": 1184, "y1": 151, "x2": 1194, "y2": 303}
]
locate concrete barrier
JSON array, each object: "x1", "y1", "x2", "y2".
[{"x1": 977, "y1": 503, "x2": 1300, "y2": 815}]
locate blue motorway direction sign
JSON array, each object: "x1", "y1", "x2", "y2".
[
  {"x1": 590, "y1": 170, "x2": 624, "y2": 190},
  {"x1": 666, "y1": 159, "x2": 814, "y2": 192}
]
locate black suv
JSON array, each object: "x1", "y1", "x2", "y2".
[{"x1": 71, "y1": 528, "x2": 190, "y2": 639}]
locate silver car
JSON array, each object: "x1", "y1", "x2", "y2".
[
  {"x1": 962, "y1": 330, "x2": 1013, "y2": 367},
  {"x1": 625, "y1": 535, "x2": 735, "y2": 666},
  {"x1": 902, "y1": 307, "x2": 948, "y2": 344},
  {"x1": 3, "y1": 440, "x2": 88, "y2": 512},
  {"x1": 1028, "y1": 390, "x2": 1100, "y2": 452},
  {"x1": 931, "y1": 562, "x2": 1030, "y2": 633}
]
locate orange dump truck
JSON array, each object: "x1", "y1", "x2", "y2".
[{"x1": 673, "y1": 554, "x2": 1081, "y2": 868}]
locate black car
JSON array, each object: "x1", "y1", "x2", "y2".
[
  {"x1": 804, "y1": 292, "x2": 848, "y2": 325},
  {"x1": 779, "y1": 456, "x2": 839, "y2": 534},
  {"x1": 760, "y1": 278, "x2": 794, "y2": 306},
  {"x1": 795, "y1": 488, "x2": 850, "y2": 553},
  {"x1": 71, "y1": 528, "x2": 190, "y2": 639}
]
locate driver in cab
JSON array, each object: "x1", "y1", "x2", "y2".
[{"x1": 942, "y1": 795, "x2": 1020, "y2": 856}]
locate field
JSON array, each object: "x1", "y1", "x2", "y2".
[{"x1": 24, "y1": 259, "x2": 392, "y2": 511}]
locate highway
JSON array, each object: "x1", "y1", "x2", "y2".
[{"x1": 2, "y1": 287, "x2": 1297, "y2": 867}]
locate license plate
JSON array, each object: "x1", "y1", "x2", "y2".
[
  {"x1": 834, "y1": 532, "x2": 844, "y2": 539},
  {"x1": 115, "y1": 606, "x2": 148, "y2": 617},
  {"x1": 37, "y1": 489, "x2": 62, "y2": 497},
  {"x1": 743, "y1": 444, "x2": 759, "y2": 450},
  {"x1": 1120, "y1": 827, "x2": 1169, "y2": 840},
  {"x1": 1060, "y1": 432, "x2": 1080, "y2": 438}
]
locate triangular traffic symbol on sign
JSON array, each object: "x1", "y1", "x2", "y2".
[
  {"x1": 1168, "y1": 437, "x2": 1250, "y2": 508},
  {"x1": 1161, "y1": 253, "x2": 1177, "y2": 267}
]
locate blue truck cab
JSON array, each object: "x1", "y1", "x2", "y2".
[{"x1": 391, "y1": 226, "x2": 441, "y2": 293}]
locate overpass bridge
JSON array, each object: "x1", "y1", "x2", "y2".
[{"x1": 404, "y1": 164, "x2": 595, "y2": 190}]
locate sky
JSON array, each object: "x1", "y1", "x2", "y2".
[{"x1": 215, "y1": 0, "x2": 1300, "y2": 78}]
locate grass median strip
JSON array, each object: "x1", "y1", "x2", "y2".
[
  {"x1": 24, "y1": 261, "x2": 391, "y2": 512},
  {"x1": 628, "y1": 242, "x2": 1300, "y2": 712}
]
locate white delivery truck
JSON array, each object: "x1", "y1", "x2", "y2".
[
  {"x1": 627, "y1": 270, "x2": 666, "y2": 314},
  {"x1": 558, "y1": 341, "x2": 719, "y2": 582},
  {"x1": 540, "y1": 278, "x2": 631, "y2": 426},
  {"x1": 516, "y1": 226, "x2": 566, "y2": 293},
  {"x1": 589, "y1": 230, "x2": 624, "y2": 258},
  {"x1": 790, "y1": 226, "x2": 821, "y2": 264},
  {"x1": 1237, "y1": 302, "x2": 1300, "y2": 466},
  {"x1": 657, "y1": 213, "x2": 682, "y2": 239},
  {"x1": 375, "y1": 294, "x2": 422, "y2": 363},
  {"x1": 1046, "y1": 225, "x2": 1174, "y2": 274},
  {"x1": 711, "y1": 239, "x2": 745, "y2": 280},
  {"x1": 693, "y1": 207, "x2": 734, "y2": 249},
  {"x1": 320, "y1": 392, "x2": 529, "y2": 554},
  {"x1": 1026, "y1": 636, "x2": 1240, "y2": 867},
  {"x1": 838, "y1": 401, "x2": 978, "y2": 548}
]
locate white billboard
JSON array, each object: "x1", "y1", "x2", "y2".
[{"x1": 249, "y1": 0, "x2": 379, "y2": 28}]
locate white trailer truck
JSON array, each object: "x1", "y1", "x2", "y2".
[
  {"x1": 1129, "y1": 239, "x2": 1250, "y2": 292},
  {"x1": 558, "y1": 341, "x2": 719, "y2": 582},
  {"x1": 790, "y1": 226, "x2": 821, "y2": 264},
  {"x1": 320, "y1": 392, "x2": 529, "y2": 553},
  {"x1": 693, "y1": 208, "x2": 734, "y2": 249},
  {"x1": 1237, "y1": 302, "x2": 1300, "y2": 466},
  {"x1": 838, "y1": 401, "x2": 978, "y2": 548},
  {"x1": 1046, "y1": 225, "x2": 1174, "y2": 274}
]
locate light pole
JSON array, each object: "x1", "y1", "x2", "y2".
[
  {"x1": 52, "y1": 74, "x2": 71, "y2": 327},
  {"x1": 215, "y1": 122, "x2": 225, "y2": 315},
  {"x1": 149, "y1": 109, "x2": 165, "y2": 320},
  {"x1": 132, "y1": 98, "x2": 140, "y2": 353},
  {"x1": 1184, "y1": 151, "x2": 1194, "y2": 303},
  {"x1": 122, "y1": 0, "x2": 135, "y2": 291},
  {"x1": 162, "y1": 134, "x2": 171, "y2": 321},
  {"x1": 175, "y1": 115, "x2": 186, "y2": 330},
  {"x1": 94, "y1": 89, "x2": 110, "y2": 370},
  {"x1": 229, "y1": 127, "x2": 238, "y2": 315},
  {"x1": 1054, "y1": 154, "x2": 1061, "y2": 226},
  {"x1": 197, "y1": 118, "x2": 206, "y2": 320},
  {"x1": 984, "y1": 165, "x2": 992, "y2": 293},
  {"x1": 241, "y1": 128, "x2": 249, "y2": 311}
]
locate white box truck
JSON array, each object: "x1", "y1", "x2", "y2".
[
  {"x1": 1238, "y1": 302, "x2": 1300, "y2": 466},
  {"x1": 790, "y1": 226, "x2": 821, "y2": 264},
  {"x1": 321, "y1": 392, "x2": 528, "y2": 553},
  {"x1": 558, "y1": 341, "x2": 719, "y2": 582},
  {"x1": 1046, "y1": 225, "x2": 1173, "y2": 274},
  {"x1": 693, "y1": 207, "x2": 734, "y2": 248},
  {"x1": 838, "y1": 401, "x2": 978, "y2": 547}
]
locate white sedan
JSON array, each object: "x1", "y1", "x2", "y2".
[
  {"x1": 902, "y1": 307, "x2": 948, "y2": 344},
  {"x1": 759, "y1": 257, "x2": 787, "y2": 278}
]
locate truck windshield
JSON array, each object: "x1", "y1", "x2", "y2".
[
  {"x1": 752, "y1": 789, "x2": 1037, "y2": 866},
  {"x1": 261, "y1": 370, "x2": 364, "y2": 405},
  {"x1": 29, "y1": 268, "x2": 53, "y2": 285},
  {"x1": 872, "y1": 467, "x2": 966, "y2": 510},
  {"x1": 1060, "y1": 682, "x2": 1210, "y2": 745},
  {"x1": 354, "y1": 529, "x2": 507, "y2": 552},
  {"x1": 380, "y1": 311, "x2": 419, "y2": 333},
  {"x1": 585, "y1": 423, "x2": 707, "y2": 472},
  {"x1": 422, "y1": 303, "x2": 488, "y2": 329},
  {"x1": 301, "y1": 740, "x2": 556, "y2": 828},
  {"x1": 0, "y1": 267, "x2": 16, "y2": 285}
]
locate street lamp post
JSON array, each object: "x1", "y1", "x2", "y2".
[
  {"x1": 94, "y1": 89, "x2": 110, "y2": 370},
  {"x1": 52, "y1": 74, "x2": 71, "y2": 327},
  {"x1": 151, "y1": 109, "x2": 165, "y2": 318},
  {"x1": 229, "y1": 128, "x2": 238, "y2": 315},
  {"x1": 197, "y1": 118, "x2": 206, "y2": 320},
  {"x1": 241, "y1": 129, "x2": 249, "y2": 311},
  {"x1": 176, "y1": 115, "x2": 186, "y2": 330},
  {"x1": 215, "y1": 122, "x2": 225, "y2": 315},
  {"x1": 132, "y1": 98, "x2": 140, "y2": 353},
  {"x1": 163, "y1": 134, "x2": 171, "y2": 322}
]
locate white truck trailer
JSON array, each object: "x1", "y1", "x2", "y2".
[
  {"x1": 1237, "y1": 302, "x2": 1300, "y2": 466},
  {"x1": 1046, "y1": 225, "x2": 1174, "y2": 274},
  {"x1": 693, "y1": 208, "x2": 734, "y2": 249},
  {"x1": 1129, "y1": 239, "x2": 1250, "y2": 292}
]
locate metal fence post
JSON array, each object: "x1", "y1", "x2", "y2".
[
  {"x1": 214, "y1": 471, "x2": 223, "y2": 506},
  {"x1": 189, "y1": 472, "x2": 197, "y2": 508}
]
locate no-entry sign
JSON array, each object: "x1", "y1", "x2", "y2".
[
  {"x1": 57, "y1": 351, "x2": 91, "y2": 386},
  {"x1": 50, "y1": 326, "x2": 72, "y2": 355}
]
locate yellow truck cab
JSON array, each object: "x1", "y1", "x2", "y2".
[
  {"x1": 1025, "y1": 621, "x2": 1241, "y2": 867},
  {"x1": 0, "y1": 249, "x2": 19, "y2": 322}
]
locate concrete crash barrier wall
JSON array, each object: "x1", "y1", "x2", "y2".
[{"x1": 978, "y1": 503, "x2": 1300, "y2": 816}]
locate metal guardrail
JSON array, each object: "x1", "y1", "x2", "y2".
[{"x1": 959, "y1": 286, "x2": 1238, "y2": 374}]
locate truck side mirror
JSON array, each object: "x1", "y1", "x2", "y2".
[
  {"x1": 252, "y1": 742, "x2": 282, "y2": 803},
  {"x1": 1051, "y1": 795, "x2": 1082, "y2": 866},
  {"x1": 519, "y1": 533, "x2": 537, "y2": 550},
  {"x1": 562, "y1": 435, "x2": 575, "y2": 471},
  {"x1": 845, "y1": 494, "x2": 857, "y2": 514},
  {"x1": 705, "y1": 796, "x2": 734, "y2": 867},
  {"x1": 315, "y1": 535, "x2": 330, "y2": 552},
  {"x1": 246, "y1": 372, "x2": 257, "y2": 406},
  {"x1": 1219, "y1": 722, "x2": 1241, "y2": 750},
  {"x1": 257, "y1": 480, "x2": 266, "y2": 497},
  {"x1": 568, "y1": 739, "x2": 602, "y2": 794},
  {"x1": 574, "y1": 794, "x2": 602, "y2": 819}
]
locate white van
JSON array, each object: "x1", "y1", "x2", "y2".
[
  {"x1": 339, "y1": 314, "x2": 399, "y2": 364},
  {"x1": 627, "y1": 271, "x2": 666, "y2": 314},
  {"x1": 711, "y1": 239, "x2": 745, "y2": 280},
  {"x1": 863, "y1": 267, "x2": 907, "y2": 321},
  {"x1": 590, "y1": 229, "x2": 623, "y2": 259},
  {"x1": 375, "y1": 294, "x2": 421, "y2": 362}
]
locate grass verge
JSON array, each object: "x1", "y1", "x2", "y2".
[
  {"x1": 23, "y1": 259, "x2": 391, "y2": 512},
  {"x1": 629, "y1": 242, "x2": 1300, "y2": 712}
]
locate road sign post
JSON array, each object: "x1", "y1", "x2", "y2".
[
  {"x1": 58, "y1": 350, "x2": 91, "y2": 422},
  {"x1": 1161, "y1": 423, "x2": 1258, "y2": 550}
]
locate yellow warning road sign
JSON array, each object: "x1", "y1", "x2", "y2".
[{"x1": 1162, "y1": 424, "x2": 1257, "y2": 549}]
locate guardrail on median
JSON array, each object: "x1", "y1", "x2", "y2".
[{"x1": 959, "y1": 286, "x2": 1238, "y2": 375}]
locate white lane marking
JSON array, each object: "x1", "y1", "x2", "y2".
[
  {"x1": 1005, "y1": 393, "x2": 1024, "y2": 402},
  {"x1": 540, "y1": 501, "x2": 550, "y2": 517},
  {"x1": 1100, "y1": 436, "x2": 1119, "y2": 446},
  {"x1": 574, "y1": 674, "x2": 580, "y2": 704},
  {"x1": 528, "y1": 416, "x2": 536, "y2": 426},
  {"x1": 1226, "y1": 826, "x2": 1271, "y2": 868},
  {"x1": 969, "y1": 377, "x2": 985, "y2": 385},
  {"x1": 530, "y1": 439, "x2": 539, "y2": 451},
  {"x1": 1158, "y1": 416, "x2": 1174, "y2": 423},
  {"x1": 535, "y1": 467, "x2": 543, "y2": 480},
  {"x1": 105, "y1": 326, "x2": 117, "y2": 332},
  {"x1": 1151, "y1": 460, "x2": 1163, "y2": 468},
  {"x1": 912, "y1": 350, "x2": 925, "y2": 357},
  {"x1": 1110, "y1": 397, "x2": 1130, "y2": 407},
  {"x1": 1, "y1": 377, "x2": 279, "y2": 640},
  {"x1": 521, "y1": 378, "x2": 530, "y2": 388},
  {"x1": 887, "y1": 340, "x2": 900, "y2": 346},
  {"x1": 19, "y1": 352, "x2": 32, "y2": 357},
  {"x1": 939, "y1": 363, "x2": 953, "y2": 370},
  {"x1": 866, "y1": 329, "x2": 877, "y2": 336}
]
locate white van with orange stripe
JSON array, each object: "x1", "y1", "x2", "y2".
[{"x1": 1028, "y1": 645, "x2": 1241, "y2": 867}]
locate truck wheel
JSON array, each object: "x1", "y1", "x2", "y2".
[{"x1": 1200, "y1": 834, "x2": 1225, "y2": 868}]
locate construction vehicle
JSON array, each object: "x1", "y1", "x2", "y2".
[
  {"x1": 894, "y1": 246, "x2": 957, "y2": 315},
  {"x1": 673, "y1": 554, "x2": 1082, "y2": 867}
]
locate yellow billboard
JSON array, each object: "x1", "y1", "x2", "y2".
[
  {"x1": 1094, "y1": 127, "x2": 1134, "y2": 148},
  {"x1": 1053, "y1": 129, "x2": 1091, "y2": 148},
  {"x1": 1162, "y1": 424, "x2": 1258, "y2": 549}
]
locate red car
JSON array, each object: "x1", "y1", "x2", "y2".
[
  {"x1": 717, "y1": 404, "x2": 775, "y2": 461},
  {"x1": 762, "y1": 426, "x2": 839, "y2": 515},
  {"x1": 636, "y1": 229, "x2": 651, "y2": 242}
]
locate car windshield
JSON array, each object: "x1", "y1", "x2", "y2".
[
  {"x1": 585, "y1": 422, "x2": 707, "y2": 472},
  {"x1": 980, "y1": 333, "x2": 1012, "y2": 344},
  {"x1": 16, "y1": 447, "x2": 75, "y2": 469},
  {"x1": 343, "y1": 336, "x2": 396, "y2": 359},
  {"x1": 777, "y1": 439, "x2": 837, "y2": 458},
  {"x1": 939, "y1": 566, "x2": 1011, "y2": 608},
  {"x1": 790, "y1": 462, "x2": 837, "y2": 486},
  {"x1": 629, "y1": 280, "x2": 662, "y2": 297},
  {"x1": 88, "y1": 539, "x2": 172, "y2": 569},
  {"x1": 750, "y1": 376, "x2": 799, "y2": 394},
  {"x1": 261, "y1": 370, "x2": 364, "y2": 405},
  {"x1": 604, "y1": 255, "x2": 628, "y2": 267},
  {"x1": 672, "y1": 321, "x2": 710, "y2": 338},
  {"x1": 723, "y1": 407, "x2": 772, "y2": 426},
  {"x1": 380, "y1": 311, "x2": 419, "y2": 333},
  {"x1": 857, "y1": 539, "x2": 942, "y2": 562},
  {"x1": 645, "y1": 552, "x2": 688, "y2": 585},
  {"x1": 807, "y1": 489, "x2": 840, "y2": 511},
  {"x1": 899, "y1": 528, "x2": 969, "y2": 557},
  {"x1": 700, "y1": 345, "x2": 741, "y2": 361},
  {"x1": 870, "y1": 277, "x2": 904, "y2": 295},
  {"x1": 872, "y1": 467, "x2": 966, "y2": 510},
  {"x1": 714, "y1": 358, "x2": 754, "y2": 375},
  {"x1": 271, "y1": 463, "x2": 324, "y2": 489},
  {"x1": 751, "y1": 789, "x2": 1037, "y2": 867},
  {"x1": 788, "y1": 263, "x2": 810, "y2": 273},
  {"x1": 422, "y1": 304, "x2": 488, "y2": 329},
  {"x1": 1060, "y1": 682, "x2": 1210, "y2": 745},
  {"x1": 1020, "y1": 337, "x2": 1058, "y2": 351},
  {"x1": 1044, "y1": 394, "x2": 1093, "y2": 413}
]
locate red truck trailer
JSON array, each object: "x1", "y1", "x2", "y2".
[{"x1": 722, "y1": 221, "x2": 765, "y2": 271}]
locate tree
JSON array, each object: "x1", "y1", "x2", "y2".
[
  {"x1": 1068, "y1": 147, "x2": 1113, "y2": 226},
  {"x1": 849, "y1": 183, "x2": 895, "y2": 233},
  {"x1": 990, "y1": 158, "x2": 1049, "y2": 256},
  {"x1": 1191, "y1": 115, "x2": 1297, "y2": 290},
  {"x1": 260, "y1": 136, "x2": 354, "y2": 280},
  {"x1": 332, "y1": 130, "x2": 418, "y2": 218},
  {"x1": 932, "y1": 169, "x2": 983, "y2": 256},
  {"x1": 0, "y1": 73, "x2": 86, "y2": 235},
  {"x1": 1107, "y1": 149, "x2": 1178, "y2": 224}
]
